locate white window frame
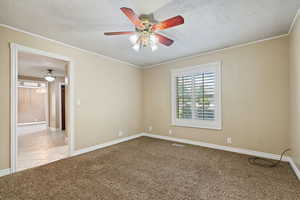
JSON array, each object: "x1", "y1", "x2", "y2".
[{"x1": 171, "y1": 62, "x2": 222, "y2": 130}]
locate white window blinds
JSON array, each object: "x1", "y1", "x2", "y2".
[
  {"x1": 172, "y1": 62, "x2": 221, "y2": 129},
  {"x1": 176, "y1": 75, "x2": 193, "y2": 119}
]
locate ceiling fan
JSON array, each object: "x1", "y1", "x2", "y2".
[{"x1": 104, "y1": 7, "x2": 184, "y2": 51}]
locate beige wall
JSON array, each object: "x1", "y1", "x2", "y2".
[
  {"x1": 143, "y1": 37, "x2": 290, "y2": 155},
  {"x1": 289, "y1": 14, "x2": 300, "y2": 170},
  {"x1": 0, "y1": 26, "x2": 143, "y2": 170},
  {"x1": 0, "y1": 24, "x2": 296, "y2": 171}
]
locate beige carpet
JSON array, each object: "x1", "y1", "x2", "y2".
[{"x1": 0, "y1": 136, "x2": 299, "y2": 200}]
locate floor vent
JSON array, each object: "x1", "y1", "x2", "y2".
[{"x1": 172, "y1": 143, "x2": 185, "y2": 147}]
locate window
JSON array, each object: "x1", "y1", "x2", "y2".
[{"x1": 171, "y1": 62, "x2": 222, "y2": 129}]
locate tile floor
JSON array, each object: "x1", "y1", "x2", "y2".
[{"x1": 17, "y1": 125, "x2": 68, "y2": 171}]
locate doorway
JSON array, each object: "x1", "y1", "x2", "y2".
[
  {"x1": 61, "y1": 84, "x2": 66, "y2": 131},
  {"x1": 10, "y1": 44, "x2": 74, "y2": 173}
]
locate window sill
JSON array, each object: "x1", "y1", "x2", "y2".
[{"x1": 172, "y1": 120, "x2": 222, "y2": 130}]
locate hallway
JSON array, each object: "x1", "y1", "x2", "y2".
[{"x1": 17, "y1": 124, "x2": 68, "y2": 171}]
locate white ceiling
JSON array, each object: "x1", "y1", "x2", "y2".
[
  {"x1": 18, "y1": 52, "x2": 67, "y2": 78},
  {"x1": 1, "y1": 0, "x2": 300, "y2": 67}
]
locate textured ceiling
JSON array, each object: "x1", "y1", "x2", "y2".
[
  {"x1": 1, "y1": 0, "x2": 300, "y2": 67},
  {"x1": 18, "y1": 52, "x2": 67, "y2": 78}
]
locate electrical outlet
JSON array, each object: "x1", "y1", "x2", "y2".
[
  {"x1": 168, "y1": 129, "x2": 172, "y2": 135},
  {"x1": 148, "y1": 126, "x2": 152, "y2": 132},
  {"x1": 226, "y1": 137, "x2": 232, "y2": 144},
  {"x1": 118, "y1": 131, "x2": 123, "y2": 137}
]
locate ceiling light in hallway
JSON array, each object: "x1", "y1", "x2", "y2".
[{"x1": 44, "y1": 69, "x2": 56, "y2": 82}]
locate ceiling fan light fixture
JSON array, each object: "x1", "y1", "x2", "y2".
[
  {"x1": 151, "y1": 44, "x2": 158, "y2": 51},
  {"x1": 150, "y1": 34, "x2": 158, "y2": 44},
  {"x1": 104, "y1": 7, "x2": 184, "y2": 52},
  {"x1": 44, "y1": 69, "x2": 56, "y2": 82},
  {"x1": 129, "y1": 34, "x2": 139, "y2": 44},
  {"x1": 45, "y1": 76, "x2": 55, "y2": 82},
  {"x1": 132, "y1": 43, "x2": 140, "y2": 51}
]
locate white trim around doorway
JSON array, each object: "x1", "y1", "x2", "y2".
[{"x1": 10, "y1": 43, "x2": 75, "y2": 173}]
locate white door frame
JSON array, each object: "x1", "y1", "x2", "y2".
[{"x1": 10, "y1": 43, "x2": 75, "y2": 173}]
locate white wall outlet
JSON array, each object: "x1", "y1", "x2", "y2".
[
  {"x1": 226, "y1": 137, "x2": 232, "y2": 144},
  {"x1": 148, "y1": 126, "x2": 153, "y2": 132},
  {"x1": 118, "y1": 131, "x2": 123, "y2": 137},
  {"x1": 168, "y1": 129, "x2": 172, "y2": 135},
  {"x1": 76, "y1": 99, "x2": 81, "y2": 106}
]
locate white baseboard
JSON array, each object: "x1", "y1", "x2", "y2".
[
  {"x1": 72, "y1": 133, "x2": 143, "y2": 156},
  {"x1": 73, "y1": 132, "x2": 299, "y2": 180},
  {"x1": 288, "y1": 157, "x2": 300, "y2": 180},
  {"x1": 2, "y1": 132, "x2": 299, "y2": 181},
  {"x1": 141, "y1": 133, "x2": 300, "y2": 181},
  {"x1": 0, "y1": 168, "x2": 10, "y2": 177},
  {"x1": 0, "y1": 134, "x2": 143, "y2": 177},
  {"x1": 17, "y1": 124, "x2": 48, "y2": 136},
  {"x1": 49, "y1": 127, "x2": 60, "y2": 132},
  {"x1": 141, "y1": 133, "x2": 289, "y2": 162},
  {"x1": 18, "y1": 121, "x2": 47, "y2": 126}
]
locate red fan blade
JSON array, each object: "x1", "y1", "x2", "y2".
[
  {"x1": 155, "y1": 33, "x2": 174, "y2": 46},
  {"x1": 152, "y1": 15, "x2": 184, "y2": 31},
  {"x1": 104, "y1": 31, "x2": 135, "y2": 36},
  {"x1": 120, "y1": 7, "x2": 144, "y2": 29}
]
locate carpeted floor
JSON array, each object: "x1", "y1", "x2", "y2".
[{"x1": 0, "y1": 136, "x2": 299, "y2": 200}]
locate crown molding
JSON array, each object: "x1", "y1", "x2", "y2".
[
  {"x1": 0, "y1": 16, "x2": 296, "y2": 70},
  {"x1": 143, "y1": 8, "x2": 299, "y2": 69},
  {"x1": 288, "y1": 8, "x2": 300, "y2": 35},
  {"x1": 0, "y1": 24, "x2": 140, "y2": 69},
  {"x1": 143, "y1": 34, "x2": 289, "y2": 69}
]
